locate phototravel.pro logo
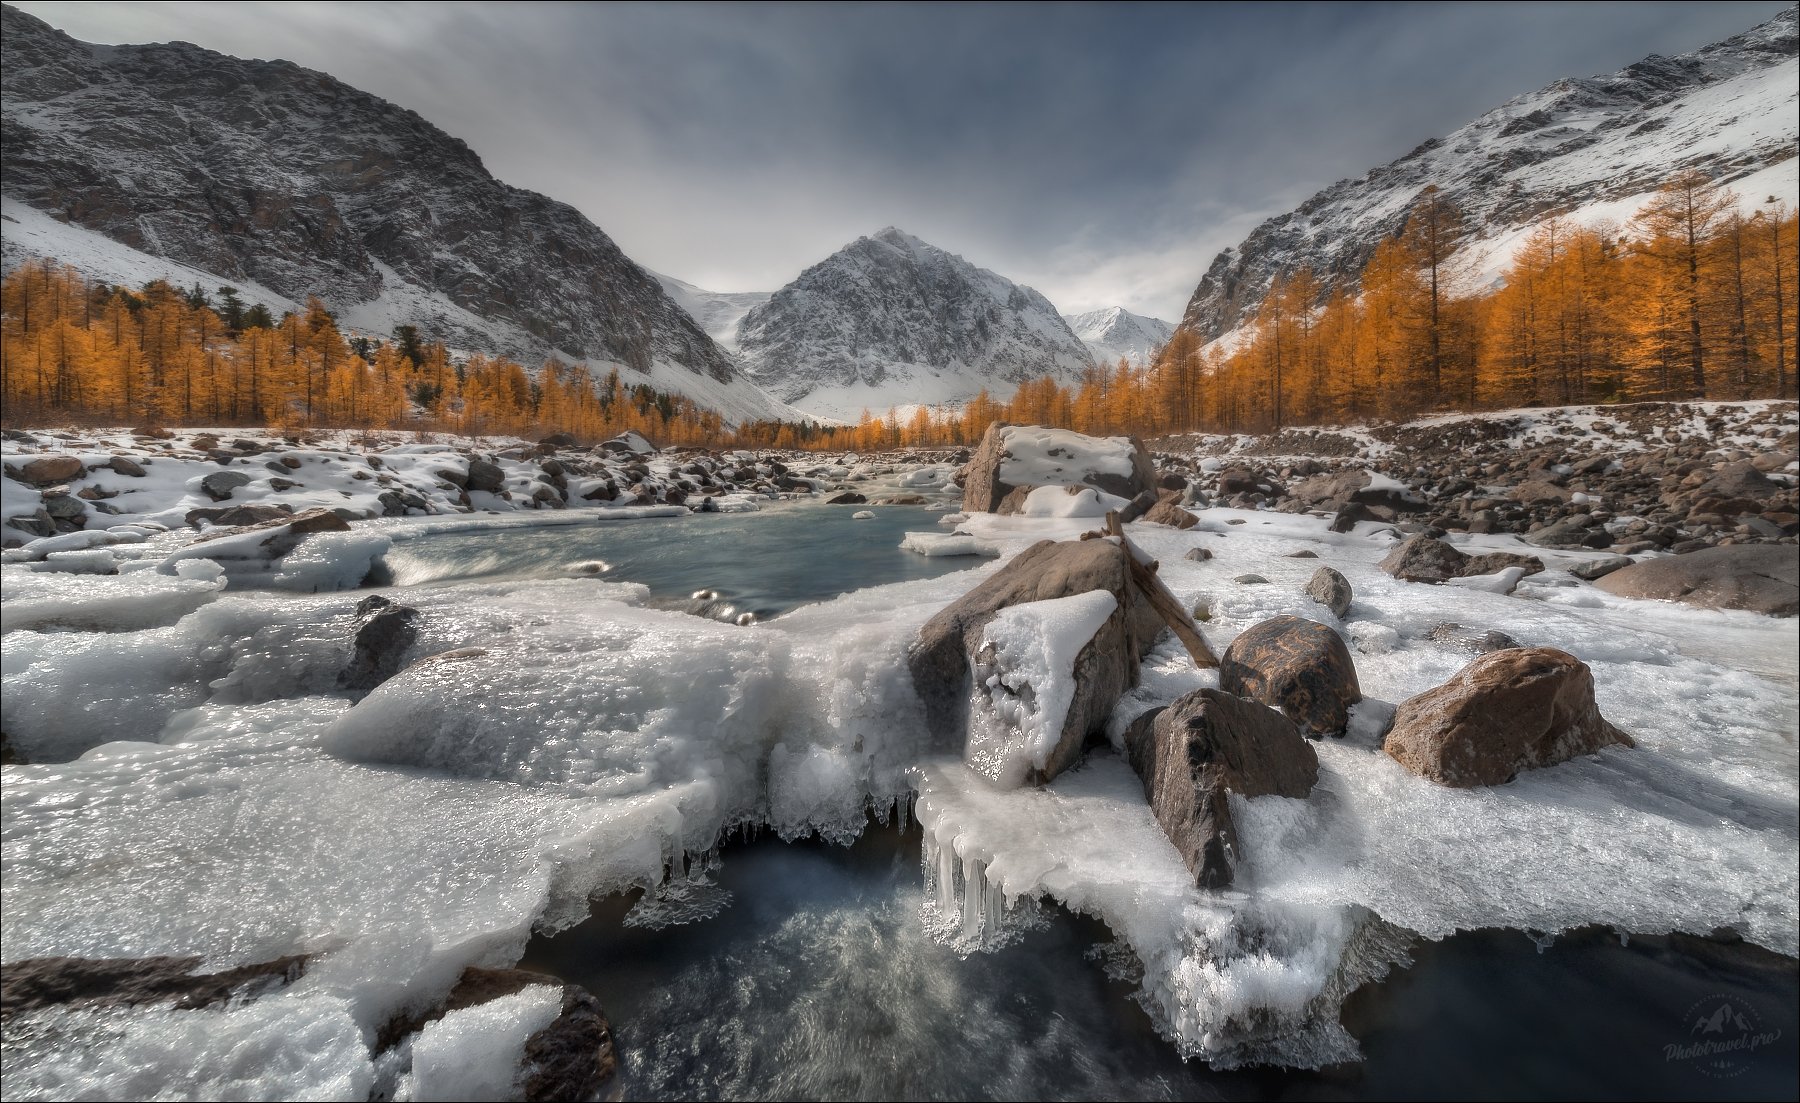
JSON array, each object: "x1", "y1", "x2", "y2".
[{"x1": 1665, "y1": 994, "x2": 1784, "y2": 1080}]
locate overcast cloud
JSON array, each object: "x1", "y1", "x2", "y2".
[{"x1": 15, "y1": 1, "x2": 1792, "y2": 319}]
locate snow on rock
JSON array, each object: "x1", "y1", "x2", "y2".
[
  {"x1": 401, "y1": 985, "x2": 564, "y2": 1103},
  {"x1": 965, "y1": 590, "x2": 1119, "y2": 787},
  {"x1": 963, "y1": 423, "x2": 1155, "y2": 513},
  {"x1": 1016, "y1": 485, "x2": 1131, "y2": 519}
]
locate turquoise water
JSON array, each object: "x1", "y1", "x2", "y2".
[{"x1": 380, "y1": 500, "x2": 977, "y2": 621}]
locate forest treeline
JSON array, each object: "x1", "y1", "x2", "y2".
[
  {"x1": 1, "y1": 171, "x2": 1793, "y2": 451},
  {"x1": 0, "y1": 271, "x2": 733, "y2": 445}
]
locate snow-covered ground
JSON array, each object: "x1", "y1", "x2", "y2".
[{"x1": 0, "y1": 425, "x2": 1794, "y2": 1091}]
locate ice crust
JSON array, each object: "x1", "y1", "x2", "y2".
[{"x1": 2, "y1": 491, "x2": 1795, "y2": 1082}]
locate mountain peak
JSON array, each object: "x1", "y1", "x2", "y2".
[
  {"x1": 1066, "y1": 306, "x2": 1174, "y2": 367},
  {"x1": 735, "y1": 229, "x2": 1093, "y2": 420}
]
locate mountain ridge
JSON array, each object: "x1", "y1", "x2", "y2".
[
  {"x1": 1175, "y1": 6, "x2": 1799, "y2": 348},
  {"x1": 0, "y1": 3, "x2": 796, "y2": 423}
]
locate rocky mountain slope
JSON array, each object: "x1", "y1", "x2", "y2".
[
  {"x1": 735, "y1": 228, "x2": 1096, "y2": 421},
  {"x1": 1177, "y1": 6, "x2": 1799, "y2": 347},
  {"x1": 1065, "y1": 306, "x2": 1174, "y2": 368},
  {"x1": 0, "y1": 4, "x2": 793, "y2": 423}
]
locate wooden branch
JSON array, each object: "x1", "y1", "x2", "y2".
[
  {"x1": 1104, "y1": 509, "x2": 1219, "y2": 668},
  {"x1": 1128, "y1": 552, "x2": 1220, "y2": 668}
]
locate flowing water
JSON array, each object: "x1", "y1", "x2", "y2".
[{"x1": 523, "y1": 826, "x2": 1799, "y2": 1102}]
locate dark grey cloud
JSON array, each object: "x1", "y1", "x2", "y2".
[{"x1": 15, "y1": 1, "x2": 1793, "y2": 318}]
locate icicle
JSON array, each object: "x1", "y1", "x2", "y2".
[
  {"x1": 936, "y1": 831, "x2": 958, "y2": 917},
  {"x1": 960, "y1": 855, "x2": 985, "y2": 941},
  {"x1": 984, "y1": 874, "x2": 1005, "y2": 940}
]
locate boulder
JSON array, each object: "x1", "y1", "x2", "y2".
[
  {"x1": 1304, "y1": 566, "x2": 1353, "y2": 619},
  {"x1": 1527, "y1": 516, "x2": 1609, "y2": 549},
  {"x1": 1427, "y1": 623, "x2": 1523, "y2": 654},
  {"x1": 1117, "y1": 489, "x2": 1161, "y2": 524},
  {"x1": 908, "y1": 538, "x2": 1164, "y2": 784},
  {"x1": 1291, "y1": 469, "x2": 1368, "y2": 507},
  {"x1": 185, "y1": 503, "x2": 292, "y2": 528},
  {"x1": 466, "y1": 457, "x2": 506, "y2": 494},
  {"x1": 1183, "y1": 546, "x2": 1212, "y2": 562},
  {"x1": 1384, "y1": 647, "x2": 1634, "y2": 786},
  {"x1": 106, "y1": 456, "x2": 146, "y2": 478},
  {"x1": 1328, "y1": 500, "x2": 1373, "y2": 533},
  {"x1": 1142, "y1": 492, "x2": 1199, "y2": 530},
  {"x1": 9, "y1": 455, "x2": 86, "y2": 487},
  {"x1": 825, "y1": 491, "x2": 867, "y2": 505},
  {"x1": 1569, "y1": 555, "x2": 1632, "y2": 581},
  {"x1": 1460, "y1": 551, "x2": 1545, "y2": 577},
  {"x1": 1510, "y1": 479, "x2": 1571, "y2": 506},
  {"x1": 538, "y1": 432, "x2": 578, "y2": 448},
  {"x1": 1378, "y1": 534, "x2": 1467, "y2": 583},
  {"x1": 1219, "y1": 615, "x2": 1362, "y2": 737},
  {"x1": 1595, "y1": 545, "x2": 1798, "y2": 617},
  {"x1": 338, "y1": 596, "x2": 422, "y2": 695},
  {"x1": 1124, "y1": 689, "x2": 1319, "y2": 889},
  {"x1": 199, "y1": 470, "x2": 252, "y2": 501},
  {"x1": 42, "y1": 493, "x2": 86, "y2": 520},
  {"x1": 1699, "y1": 460, "x2": 1777, "y2": 501},
  {"x1": 961, "y1": 422, "x2": 1155, "y2": 513}
]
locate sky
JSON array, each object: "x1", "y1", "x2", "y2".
[{"x1": 14, "y1": 1, "x2": 1793, "y2": 321}]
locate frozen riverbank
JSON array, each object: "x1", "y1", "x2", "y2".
[{"x1": 2, "y1": 420, "x2": 1796, "y2": 1099}]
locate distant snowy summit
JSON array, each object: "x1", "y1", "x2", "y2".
[
  {"x1": 732, "y1": 228, "x2": 1097, "y2": 422},
  {"x1": 1064, "y1": 306, "x2": 1174, "y2": 368},
  {"x1": 650, "y1": 273, "x2": 772, "y2": 353},
  {"x1": 0, "y1": 4, "x2": 796, "y2": 424},
  {"x1": 1176, "y1": 5, "x2": 1800, "y2": 347}
]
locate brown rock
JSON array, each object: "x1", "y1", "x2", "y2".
[
  {"x1": 1460, "y1": 551, "x2": 1545, "y2": 577},
  {"x1": 1378, "y1": 534, "x2": 1467, "y2": 583},
  {"x1": 1595, "y1": 545, "x2": 1798, "y2": 617},
  {"x1": 1142, "y1": 492, "x2": 1198, "y2": 529},
  {"x1": 1219, "y1": 615, "x2": 1362, "y2": 736},
  {"x1": 962, "y1": 422, "x2": 1155, "y2": 512},
  {"x1": 1124, "y1": 689, "x2": 1319, "y2": 889},
  {"x1": 1384, "y1": 647, "x2": 1633, "y2": 786},
  {"x1": 11, "y1": 455, "x2": 86, "y2": 487},
  {"x1": 1304, "y1": 566, "x2": 1353, "y2": 619},
  {"x1": 909, "y1": 538, "x2": 1163, "y2": 783}
]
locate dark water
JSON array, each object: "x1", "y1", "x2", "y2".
[
  {"x1": 523, "y1": 826, "x2": 1799, "y2": 1102},
  {"x1": 381, "y1": 499, "x2": 975, "y2": 620}
]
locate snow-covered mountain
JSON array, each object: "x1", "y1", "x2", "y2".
[
  {"x1": 1177, "y1": 6, "x2": 1800, "y2": 347},
  {"x1": 651, "y1": 273, "x2": 772, "y2": 353},
  {"x1": 0, "y1": 4, "x2": 794, "y2": 423},
  {"x1": 1065, "y1": 307, "x2": 1174, "y2": 368},
  {"x1": 735, "y1": 228, "x2": 1096, "y2": 421}
]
